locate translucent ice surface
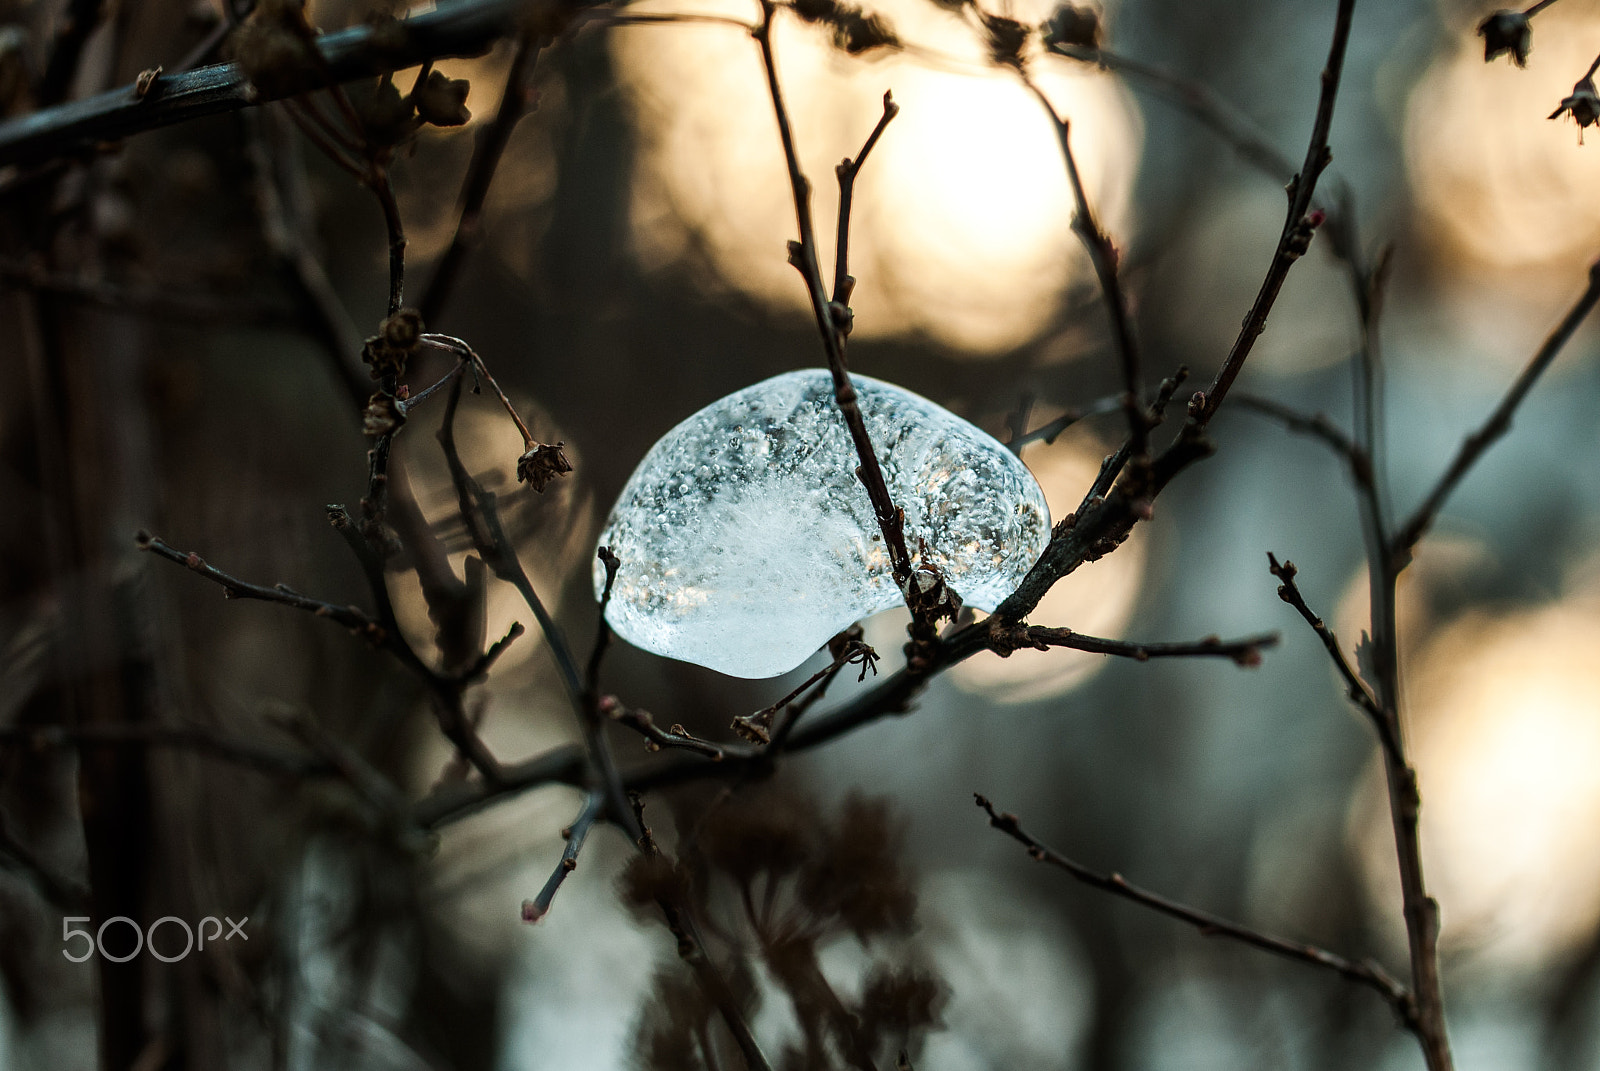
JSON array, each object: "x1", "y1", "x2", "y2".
[{"x1": 594, "y1": 370, "x2": 1050, "y2": 678}]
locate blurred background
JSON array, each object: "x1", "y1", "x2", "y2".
[{"x1": 4, "y1": 0, "x2": 1600, "y2": 1067}]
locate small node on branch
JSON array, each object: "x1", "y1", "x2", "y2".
[
  {"x1": 363, "y1": 307, "x2": 424, "y2": 379},
  {"x1": 1478, "y1": 11, "x2": 1532, "y2": 67},
  {"x1": 361, "y1": 393, "x2": 404, "y2": 438}
]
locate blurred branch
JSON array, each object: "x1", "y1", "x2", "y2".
[
  {"x1": 521, "y1": 789, "x2": 605, "y2": 923},
  {"x1": 1020, "y1": 72, "x2": 1147, "y2": 464},
  {"x1": 0, "y1": 257, "x2": 295, "y2": 324},
  {"x1": 1008, "y1": 392, "x2": 1127, "y2": 452},
  {"x1": 0, "y1": 0, "x2": 555, "y2": 166},
  {"x1": 1391, "y1": 258, "x2": 1600, "y2": 558},
  {"x1": 1048, "y1": 43, "x2": 1297, "y2": 186},
  {"x1": 419, "y1": 32, "x2": 544, "y2": 324},
  {"x1": 1234, "y1": 392, "x2": 1371, "y2": 483},
  {"x1": 0, "y1": 808, "x2": 89, "y2": 912},
  {"x1": 37, "y1": 0, "x2": 107, "y2": 107},
  {"x1": 0, "y1": 723, "x2": 340, "y2": 780},
  {"x1": 974, "y1": 794, "x2": 1418, "y2": 1030}
]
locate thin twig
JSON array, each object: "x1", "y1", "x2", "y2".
[
  {"x1": 832, "y1": 90, "x2": 899, "y2": 306},
  {"x1": 731, "y1": 639, "x2": 878, "y2": 745},
  {"x1": 602, "y1": 697, "x2": 736, "y2": 761},
  {"x1": 521, "y1": 790, "x2": 605, "y2": 923},
  {"x1": 1234, "y1": 392, "x2": 1371, "y2": 483},
  {"x1": 995, "y1": 624, "x2": 1277, "y2": 668},
  {"x1": 975, "y1": 794, "x2": 1417, "y2": 1028},
  {"x1": 1266, "y1": 553, "x2": 1398, "y2": 763},
  {"x1": 1391, "y1": 259, "x2": 1600, "y2": 557},
  {"x1": 135, "y1": 531, "x2": 387, "y2": 642},
  {"x1": 753, "y1": 1, "x2": 917, "y2": 604}
]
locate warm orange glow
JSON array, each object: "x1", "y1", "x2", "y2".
[
  {"x1": 952, "y1": 434, "x2": 1146, "y2": 701},
  {"x1": 1352, "y1": 581, "x2": 1600, "y2": 967},
  {"x1": 611, "y1": 0, "x2": 1141, "y2": 353},
  {"x1": 1406, "y1": 7, "x2": 1600, "y2": 281}
]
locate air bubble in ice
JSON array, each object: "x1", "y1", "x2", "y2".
[{"x1": 594, "y1": 370, "x2": 1050, "y2": 678}]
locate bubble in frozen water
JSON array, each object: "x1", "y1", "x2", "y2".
[{"x1": 594, "y1": 370, "x2": 1050, "y2": 678}]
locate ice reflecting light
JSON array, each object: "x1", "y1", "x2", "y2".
[{"x1": 595, "y1": 370, "x2": 1050, "y2": 677}]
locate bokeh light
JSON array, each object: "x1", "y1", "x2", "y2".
[
  {"x1": 611, "y1": 0, "x2": 1141, "y2": 353},
  {"x1": 1352, "y1": 573, "x2": 1600, "y2": 968},
  {"x1": 1406, "y1": 5, "x2": 1600, "y2": 283}
]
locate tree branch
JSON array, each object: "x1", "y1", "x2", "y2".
[
  {"x1": 0, "y1": 0, "x2": 561, "y2": 166},
  {"x1": 974, "y1": 794, "x2": 1418, "y2": 1029},
  {"x1": 1391, "y1": 258, "x2": 1600, "y2": 557}
]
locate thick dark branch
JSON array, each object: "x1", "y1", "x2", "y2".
[
  {"x1": 0, "y1": 0, "x2": 555, "y2": 166},
  {"x1": 1391, "y1": 259, "x2": 1600, "y2": 557},
  {"x1": 974, "y1": 794, "x2": 1417, "y2": 1029},
  {"x1": 993, "y1": 4, "x2": 1356, "y2": 624},
  {"x1": 1266, "y1": 553, "x2": 1399, "y2": 763},
  {"x1": 0, "y1": 810, "x2": 89, "y2": 911}
]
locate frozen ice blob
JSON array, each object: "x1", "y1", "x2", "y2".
[{"x1": 594, "y1": 370, "x2": 1049, "y2": 678}]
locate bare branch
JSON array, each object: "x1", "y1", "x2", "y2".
[
  {"x1": 994, "y1": 624, "x2": 1277, "y2": 668},
  {"x1": 974, "y1": 794, "x2": 1417, "y2": 1029},
  {"x1": 1392, "y1": 259, "x2": 1600, "y2": 558},
  {"x1": 522, "y1": 790, "x2": 606, "y2": 923},
  {"x1": 1266, "y1": 553, "x2": 1399, "y2": 763},
  {"x1": 0, "y1": 0, "x2": 552, "y2": 166}
]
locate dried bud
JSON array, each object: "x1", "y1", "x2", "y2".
[
  {"x1": 229, "y1": 1, "x2": 320, "y2": 99},
  {"x1": 381, "y1": 307, "x2": 424, "y2": 349},
  {"x1": 1551, "y1": 77, "x2": 1600, "y2": 139},
  {"x1": 362, "y1": 308, "x2": 424, "y2": 379},
  {"x1": 981, "y1": 13, "x2": 1030, "y2": 67},
  {"x1": 789, "y1": 0, "x2": 899, "y2": 53},
  {"x1": 413, "y1": 69, "x2": 472, "y2": 126},
  {"x1": 1042, "y1": 3, "x2": 1102, "y2": 51},
  {"x1": 361, "y1": 393, "x2": 404, "y2": 438},
  {"x1": 1478, "y1": 10, "x2": 1532, "y2": 67},
  {"x1": 358, "y1": 75, "x2": 419, "y2": 147},
  {"x1": 517, "y1": 441, "x2": 572, "y2": 491}
]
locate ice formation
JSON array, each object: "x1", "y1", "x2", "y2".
[{"x1": 593, "y1": 370, "x2": 1050, "y2": 678}]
